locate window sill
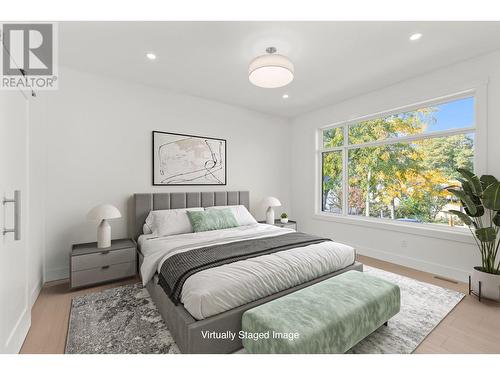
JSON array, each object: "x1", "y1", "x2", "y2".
[{"x1": 313, "y1": 212, "x2": 475, "y2": 244}]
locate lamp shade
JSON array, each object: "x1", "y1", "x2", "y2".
[
  {"x1": 262, "y1": 196, "x2": 281, "y2": 208},
  {"x1": 87, "y1": 204, "x2": 121, "y2": 221},
  {"x1": 249, "y1": 52, "x2": 294, "y2": 88}
]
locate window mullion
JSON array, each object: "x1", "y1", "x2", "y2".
[
  {"x1": 342, "y1": 125, "x2": 349, "y2": 216},
  {"x1": 345, "y1": 127, "x2": 475, "y2": 150}
]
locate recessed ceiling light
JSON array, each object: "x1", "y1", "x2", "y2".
[
  {"x1": 146, "y1": 52, "x2": 156, "y2": 60},
  {"x1": 409, "y1": 33, "x2": 422, "y2": 41},
  {"x1": 282, "y1": 94, "x2": 289, "y2": 99}
]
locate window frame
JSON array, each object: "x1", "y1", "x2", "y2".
[{"x1": 316, "y1": 88, "x2": 485, "y2": 241}]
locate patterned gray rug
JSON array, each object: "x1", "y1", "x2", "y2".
[{"x1": 65, "y1": 266, "x2": 464, "y2": 354}]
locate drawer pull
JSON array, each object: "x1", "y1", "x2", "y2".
[
  {"x1": 101, "y1": 265, "x2": 110, "y2": 270},
  {"x1": 100, "y1": 250, "x2": 110, "y2": 255}
]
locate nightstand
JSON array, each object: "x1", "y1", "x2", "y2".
[
  {"x1": 70, "y1": 238, "x2": 137, "y2": 289},
  {"x1": 258, "y1": 220, "x2": 297, "y2": 231}
]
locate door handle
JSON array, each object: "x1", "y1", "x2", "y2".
[{"x1": 2, "y1": 190, "x2": 21, "y2": 240}]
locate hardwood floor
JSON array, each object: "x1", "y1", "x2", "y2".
[
  {"x1": 357, "y1": 255, "x2": 500, "y2": 354},
  {"x1": 20, "y1": 256, "x2": 500, "y2": 354}
]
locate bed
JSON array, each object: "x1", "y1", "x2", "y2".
[{"x1": 132, "y1": 191, "x2": 363, "y2": 353}]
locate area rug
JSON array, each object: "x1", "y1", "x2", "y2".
[{"x1": 65, "y1": 266, "x2": 464, "y2": 354}]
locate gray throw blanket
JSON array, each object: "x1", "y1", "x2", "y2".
[{"x1": 158, "y1": 232, "x2": 331, "y2": 305}]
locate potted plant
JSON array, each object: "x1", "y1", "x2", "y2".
[
  {"x1": 446, "y1": 168, "x2": 500, "y2": 301},
  {"x1": 280, "y1": 212, "x2": 289, "y2": 224}
]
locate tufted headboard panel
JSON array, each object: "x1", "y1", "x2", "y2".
[{"x1": 132, "y1": 191, "x2": 250, "y2": 239}]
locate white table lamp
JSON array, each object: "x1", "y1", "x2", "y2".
[
  {"x1": 262, "y1": 196, "x2": 281, "y2": 225},
  {"x1": 87, "y1": 204, "x2": 122, "y2": 248}
]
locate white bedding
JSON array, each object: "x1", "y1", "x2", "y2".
[{"x1": 139, "y1": 223, "x2": 355, "y2": 320}]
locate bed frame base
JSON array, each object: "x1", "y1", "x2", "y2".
[{"x1": 144, "y1": 260, "x2": 364, "y2": 354}]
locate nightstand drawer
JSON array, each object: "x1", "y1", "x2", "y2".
[
  {"x1": 275, "y1": 223, "x2": 293, "y2": 228},
  {"x1": 71, "y1": 247, "x2": 135, "y2": 272},
  {"x1": 258, "y1": 220, "x2": 297, "y2": 230},
  {"x1": 71, "y1": 262, "x2": 136, "y2": 288}
]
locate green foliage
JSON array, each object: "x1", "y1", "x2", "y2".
[
  {"x1": 457, "y1": 168, "x2": 482, "y2": 196},
  {"x1": 323, "y1": 127, "x2": 344, "y2": 148},
  {"x1": 494, "y1": 212, "x2": 500, "y2": 227},
  {"x1": 322, "y1": 151, "x2": 342, "y2": 212},
  {"x1": 322, "y1": 106, "x2": 499, "y2": 274},
  {"x1": 447, "y1": 189, "x2": 478, "y2": 215},
  {"x1": 418, "y1": 134, "x2": 473, "y2": 178},
  {"x1": 480, "y1": 175, "x2": 498, "y2": 190},
  {"x1": 448, "y1": 210, "x2": 473, "y2": 226},
  {"x1": 322, "y1": 108, "x2": 474, "y2": 224},
  {"x1": 446, "y1": 168, "x2": 500, "y2": 275},
  {"x1": 280, "y1": 212, "x2": 288, "y2": 219},
  {"x1": 397, "y1": 197, "x2": 434, "y2": 222},
  {"x1": 483, "y1": 182, "x2": 500, "y2": 210},
  {"x1": 475, "y1": 227, "x2": 496, "y2": 243}
]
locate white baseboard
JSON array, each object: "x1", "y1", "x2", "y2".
[
  {"x1": 29, "y1": 282, "x2": 42, "y2": 309},
  {"x1": 45, "y1": 266, "x2": 69, "y2": 282},
  {"x1": 353, "y1": 244, "x2": 470, "y2": 282},
  {"x1": 4, "y1": 307, "x2": 30, "y2": 354}
]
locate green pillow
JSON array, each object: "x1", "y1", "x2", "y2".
[{"x1": 187, "y1": 208, "x2": 239, "y2": 232}]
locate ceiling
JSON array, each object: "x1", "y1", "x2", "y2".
[{"x1": 59, "y1": 22, "x2": 500, "y2": 118}]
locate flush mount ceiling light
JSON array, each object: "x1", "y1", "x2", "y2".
[
  {"x1": 249, "y1": 47, "x2": 294, "y2": 88},
  {"x1": 409, "y1": 33, "x2": 422, "y2": 41},
  {"x1": 146, "y1": 52, "x2": 157, "y2": 60},
  {"x1": 282, "y1": 94, "x2": 289, "y2": 99}
]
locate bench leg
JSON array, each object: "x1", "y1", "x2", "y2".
[{"x1": 384, "y1": 321, "x2": 388, "y2": 326}]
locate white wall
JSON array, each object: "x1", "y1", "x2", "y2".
[
  {"x1": 33, "y1": 67, "x2": 291, "y2": 281},
  {"x1": 291, "y1": 50, "x2": 500, "y2": 281},
  {"x1": 33, "y1": 50, "x2": 500, "y2": 284},
  {"x1": 28, "y1": 96, "x2": 46, "y2": 306}
]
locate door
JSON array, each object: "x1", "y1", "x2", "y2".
[{"x1": 0, "y1": 87, "x2": 30, "y2": 353}]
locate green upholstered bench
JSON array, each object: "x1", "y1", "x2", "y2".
[{"x1": 241, "y1": 270, "x2": 400, "y2": 354}]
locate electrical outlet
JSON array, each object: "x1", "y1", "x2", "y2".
[{"x1": 401, "y1": 240, "x2": 408, "y2": 248}]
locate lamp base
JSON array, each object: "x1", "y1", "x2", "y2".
[
  {"x1": 266, "y1": 207, "x2": 275, "y2": 225},
  {"x1": 97, "y1": 219, "x2": 111, "y2": 248}
]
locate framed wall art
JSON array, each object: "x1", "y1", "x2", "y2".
[{"x1": 152, "y1": 131, "x2": 227, "y2": 186}]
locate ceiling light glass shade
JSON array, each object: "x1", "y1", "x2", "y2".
[{"x1": 249, "y1": 54, "x2": 294, "y2": 88}]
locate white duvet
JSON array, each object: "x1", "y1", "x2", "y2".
[{"x1": 139, "y1": 224, "x2": 355, "y2": 320}]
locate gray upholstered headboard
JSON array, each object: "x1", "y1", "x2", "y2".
[{"x1": 132, "y1": 191, "x2": 250, "y2": 240}]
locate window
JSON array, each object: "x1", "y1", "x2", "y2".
[{"x1": 320, "y1": 96, "x2": 475, "y2": 227}]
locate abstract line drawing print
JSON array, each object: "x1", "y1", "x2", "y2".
[{"x1": 153, "y1": 132, "x2": 226, "y2": 185}]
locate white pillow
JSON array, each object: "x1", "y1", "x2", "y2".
[
  {"x1": 145, "y1": 207, "x2": 204, "y2": 237},
  {"x1": 206, "y1": 205, "x2": 257, "y2": 226},
  {"x1": 143, "y1": 223, "x2": 152, "y2": 235}
]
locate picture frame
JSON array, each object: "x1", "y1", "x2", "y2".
[{"x1": 152, "y1": 131, "x2": 227, "y2": 186}]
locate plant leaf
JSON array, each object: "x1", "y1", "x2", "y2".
[
  {"x1": 475, "y1": 227, "x2": 497, "y2": 243},
  {"x1": 463, "y1": 202, "x2": 484, "y2": 218},
  {"x1": 457, "y1": 168, "x2": 482, "y2": 196},
  {"x1": 448, "y1": 209, "x2": 473, "y2": 226},
  {"x1": 447, "y1": 189, "x2": 477, "y2": 215},
  {"x1": 493, "y1": 212, "x2": 500, "y2": 227},
  {"x1": 480, "y1": 175, "x2": 498, "y2": 191},
  {"x1": 461, "y1": 181, "x2": 474, "y2": 197},
  {"x1": 469, "y1": 194, "x2": 485, "y2": 217},
  {"x1": 483, "y1": 181, "x2": 500, "y2": 210},
  {"x1": 457, "y1": 168, "x2": 475, "y2": 180}
]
